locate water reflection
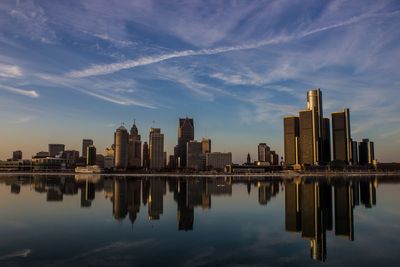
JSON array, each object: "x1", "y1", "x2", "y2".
[{"x1": 0, "y1": 175, "x2": 384, "y2": 263}]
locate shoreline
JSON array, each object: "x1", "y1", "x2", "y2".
[{"x1": 0, "y1": 171, "x2": 399, "y2": 178}]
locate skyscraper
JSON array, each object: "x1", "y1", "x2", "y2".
[
  {"x1": 284, "y1": 116, "x2": 299, "y2": 165},
  {"x1": 359, "y1": 139, "x2": 375, "y2": 165},
  {"x1": 299, "y1": 110, "x2": 318, "y2": 165},
  {"x1": 257, "y1": 143, "x2": 270, "y2": 163},
  {"x1": 352, "y1": 140, "x2": 358, "y2": 165},
  {"x1": 176, "y1": 118, "x2": 194, "y2": 168},
  {"x1": 82, "y1": 139, "x2": 93, "y2": 159},
  {"x1": 149, "y1": 128, "x2": 164, "y2": 170},
  {"x1": 321, "y1": 118, "x2": 331, "y2": 163},
  {"x1": 86, "y1": 145, "x2": 96, "y2": 166},
  {"x1": 142, "y1": 142, "x2": 149, "y2": 169},
  {"x1": 48, "y1": 144, "x2": 65, "y2": 157},
  {"x1": 128, "y1": 121, "x2": 142, "y2": 168},
  {"x1": 332, "y1": 109, "x2": 352, "y2": 163},
  {"x1": 114, "y1": 125, "x2": 129, "y2": 170}
]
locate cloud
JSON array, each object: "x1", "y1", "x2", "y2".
[
  {"x1": 0, "y1": 249, "x2": 31, "y2": 260},
  {"x1": 0, "y1": 84, "x2": 39, "y2": 98},
  {"x1": 0, "y1": 63, "x2": 22, "y2": 78},
  {"x1": 65, "y1": 10, "x2": 399, "y2": 78}
]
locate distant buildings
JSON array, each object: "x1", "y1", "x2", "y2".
[
  {"x1": 149, "y1": 128, "x2": 164, "y2": 170},
  {"x1": 114, "y1": 125, "x2": 129, "y2": 170},
  {"x1": 142, "y1": 141, "x2": 150, "y2": 169},
  {"x1": 86, "y1": 145, "x2": 96, "y2": 166},
  {"x1": 201, "y1": 138, "x2": 211, "y2": 154},
  {"x1": 258, "y1": 143, "x2": 270, "y2": 163},
  {"x1": 284, "y1": 89, "x2": 376, "y2": 167}
]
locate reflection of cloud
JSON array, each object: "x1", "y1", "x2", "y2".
[{"x1": 0, "y1": 249, "x2": 31, "y2": 260}]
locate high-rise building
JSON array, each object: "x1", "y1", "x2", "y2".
[
  {"x1": 352, "y1": 140, "x2": 358, "y2": 165},
  {"x1": 299, "y1": 110, "x2": 318, "y2": 165},
  {"x1": 201, "y1": 138, "x2": 211, "y2": 154},
  {"x1": 149, "y1": 128, "x2": 164, "y2": 170},
  {"x1": 176, "y1": 118, "x2": 194, "y2": 168},
  {"x1": 48, "y1": 144, "x2": 65, "y2": 157},
  {"x1": 114, "y1": 126, "x2": 129, "y2": 170},
  {"x1": 128, "y1": 121, "x2": 142, "y2": 168},
  {"x1": 257, "y1": 143, "x2": 270, "y2": 163},
  {"x1": 321, "y1": 118, "x2": 331, "y2": 163},
  {"x1": 284, "y1": 116, "x2": 299, "y2": 165},
  {"x1": 86, "y1": 145, "x2": 96, "y2": 166},
  {"x1": 270, "y1": 151, "x2": 279, "y2": 165},
  {"x1": 62, "y1": 150, "x2": 79, "y2": 168},
  {"x1": 142, "y1": 142, "x2": 149, "y2": 169},
  {"x1": 332, "y1": 109, "x2": 352, "y2": 163},
  {"x1": 359, "y1": 139, "x2": 375, "y2": 165},
  {"x1": 82, "y1": 139, "x2": 93, "y2": 159},
  {"x1": 12, "y1": 150, "x2": 22, "y2": 161},
  {"x1": 247, "y1": 153, "x2": 251, "y2": 164},
  {"x1": 187, "y1": 141, "x2": 204, "y2": 171}
]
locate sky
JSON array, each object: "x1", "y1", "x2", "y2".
[{"x1": 0, "y1": 0, "x2": 399, "y2": 163}]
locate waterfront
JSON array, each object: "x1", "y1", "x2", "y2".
[{"x1": 0, "y1": 175, "x2": 399, "y2": 266}]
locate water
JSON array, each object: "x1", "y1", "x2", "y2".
[{"x1": 0, "y1": 175, "x2": 399, "y2": 267}]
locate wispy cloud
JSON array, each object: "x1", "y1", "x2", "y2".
[
  {"x1": 0, "y1": 84, "x2": 39, "y2": 98},
  {"x1": 0, "y1": 63, "x2": 22, "y2": 78},
  {"x1": 0, "y1": 249, "x2": 31, "y2": 260},
  {"x1": 65, "y1": 10, "x2": 399, "y2": 78}
]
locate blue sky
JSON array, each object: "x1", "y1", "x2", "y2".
[{"x1": 0, "y1": 0, "x2": 399, "y2": 163}]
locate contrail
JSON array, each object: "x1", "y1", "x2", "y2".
[
  {"x1": 66, "y1": 10, "x2": 398, "y2": 78},
  {"x1": 0, "y1": 85, "x2": 39, "y2": 98}
]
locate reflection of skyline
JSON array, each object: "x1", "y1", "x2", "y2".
[
  {"x1": 0, "y1": 174, "x2": 382, "y2": 263},
  {"x1": 284, "y1": 177, "x2": 378, "y2": 262}
]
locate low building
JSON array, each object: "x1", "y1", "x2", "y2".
[{"x1": 206, "y1": 152, "x2": 232, "y2": 171}]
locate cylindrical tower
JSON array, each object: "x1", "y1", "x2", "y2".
[{"x1": 114, "y1": 125, "x2": 129, "y2": 170}]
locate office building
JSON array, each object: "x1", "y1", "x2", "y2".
[
  {"x1": 142, "y1": 142, "x2": 150, "y2": 169},
  {"x1": 175, "y1": 118, "x2": 194, "y2": 168},
  {"x1": 258, "y1": 143, "x2": 271, "y2": 163},
  {"x1": 62, "y1": 150, "x2": 79, "y2": 168},
  {"x1": 86, "y1": 145, "x2": 96, "y2": 166},
  {"x1": 12, "y1": 150, "x2": 22, "y2": 161},
  {"x1": 205, "y1": 152, "x2": 232, "y2": 171},
  {"x1": 270, "y1": 151, "x2": 279, "y2": 165},
  {"x1": 359, "y1": 139, "x2": 375, "y2": 165},
  {"x1": 187, "y1": 141, "x2": 205, "y2": 171},
  {"x1": 149, "y1": 128, "x2": 164, "y2": 170},
  {"x1": 128, "y1": 122, "x2": 142, "y2": 168},
  {"x1": 352, "y1": 140, "x2": 358, "y2": 165},
  {"x1": 321, "y1": 118, "x2": 331, "y2": 163},
  {"x1": 332, "y1": 109, "x2": 352, "y2": 163},
  {"x1": 82, "y1": 139, "x2": 93, "y2": 159},
  {"x1": 48, "y1": 144, "x2": 65, "y2": 157},
  {"x1": 114, "y1": 125, "x2": 129, "y2": 170},
  {"x1": 299, "y1": 110, "x2": 317, "y2": 165},
  {"x1": 284, "y1": 116, "x2": 299, "y2": 165}
]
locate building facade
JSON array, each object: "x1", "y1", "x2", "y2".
[
  {"x1": 284, "y1": 116, "x2": 299, "y2": 165},
  {"x1": 128, "y1": 122, "x2": 142, "y2": 168},
  {"x1": 114, "y1": 126, "x2": 129, "y2": 170},
  {"x1": 332, "y1": 109, "x2": 352, "y2": 163},
  {"x1": 175, "y1": 118, "x2": 194, "y2": 168},
  {"x1": 149, "y1": 128, "x2": 164, "y2": 170}
]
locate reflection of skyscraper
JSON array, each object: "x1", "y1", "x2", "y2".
[
  {"x1": 81, "y1": 179, "x2": 95, "y2": 207},
  {"x1": 258, "y1": 181, "x2": 279, "y2": 205},
  {"x1": 334, "y1": 182, "x2": 354, "y2": 240},
  {"x1": 127, "y1": 179, "x2": 141, "y2": 224},
  {"x1": 149, "y1": 128, "x2": 164, "y2": 170},
  {"x1": 176, "y1": 179, "x2": 194, "y2": 231},
  {"x1": 148, "y1": 178, "x2": 165, "y2": 220},
  {"x1": 113, "y1": 178, "x2": 128, "y2": 221},
  {"x1": 114, "y1": 126, "x2": 129, "y2": 170},
  {"x1": 176, "y1": 118, "x2": 194, "y2": 168},
  {"x1": 332, "y1": 109, "x2": 352, "y2": 163},
  {"x1": 285, "y1": 181, "x2": 301, "y2": 232},
  {"x1": 284, "y1": 116, "x2": 300, "y2": 166},
  {"x1": 360, "y1": 179, "x2": 377, "y2": 208}
]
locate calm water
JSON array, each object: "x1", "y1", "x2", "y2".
[{"x1": 0, "y1": 175, "x2": 399, "y2": 267}]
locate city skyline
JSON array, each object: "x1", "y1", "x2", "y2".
[{"x1": 1, "y1": 1, "x2": 400, "y2": 162}]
